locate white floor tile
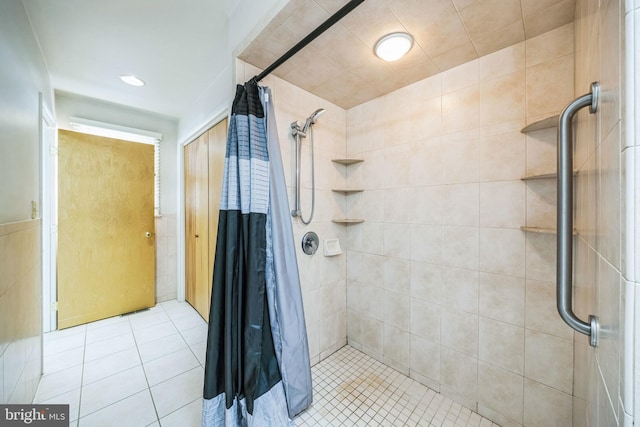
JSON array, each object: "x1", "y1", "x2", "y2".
[
  {"x1": 84, "y1": 332, "x2": 136, "y2": 362},
  {"x1": 85, "y1": 315, "x2": 129, "y2": 332},
  {"x1": 171, "y1": 313, "x2": 206, "y2": 332},
  {"x1": 133, "y1": 321, "x2": 178, "y2": 345},
  {"x1": 43, "y1": 346, "x2": 85, "y2": 375},
  {"x1": 79, "y1": 365, "x2": 148, "y2": 417},
  {"x1": 34, "y1": 364, "x2": 83, "y2": 402},
  {"x1": 159, "y1": 397, "x2": 202, "y2": 427},
  {"x1": 82, "y1": 348, "x2": 141, "y2": 385},
  {"x1": 137, "y1": 333, "x2": 187, "y2": 363},
  {"x1": 40, "y1": 387, "x2": 81, "y2": 422},
  {"x1": 143, "y1": 347, "x2": 199, "y2": 387},
  {"x1": 160, "y1": 300, "x2": 197, "y2": 319},
  {"x1": 179, "y1": 323, "x2": 208, "y2": 346},
  {"x1": 150, "y1": 366, "x2": 203, "y2": 418},
  {"x1": 44, "y1": 330, "x2": 86, "y2": 357},
  {"x1": 78, "y1": 390, "x2": 157, "y2": 427},
  {"x1": 85, "y1": 320, "x2": 132, "y2": 345},
  {"x1": 190, "y1": 341, "x2": 207, "y2": 365},
  {"x1": 129, "y1": 310, "x2": 170, "y2": 331}
]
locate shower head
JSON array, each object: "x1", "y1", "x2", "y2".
[{"x1": 302, "y1": 108, "x2": 326, "y2": 132}]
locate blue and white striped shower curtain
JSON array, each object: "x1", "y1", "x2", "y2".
[{"x1": 201, "y1": 81, "x2": 313, "y2": 426}]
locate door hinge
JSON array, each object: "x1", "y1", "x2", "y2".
[{"x1": 50, "y1": 301, "x2": 58, "y2": 312}]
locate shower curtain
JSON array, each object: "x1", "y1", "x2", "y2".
[{"x1": 202, "y1": 81, "x2": 312, "y2": 426}]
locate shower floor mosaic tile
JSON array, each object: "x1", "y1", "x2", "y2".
[{"x1": 296, "y1": 346, "x2": 500, "y2": 427}]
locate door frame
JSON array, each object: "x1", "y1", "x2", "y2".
[
  {"x1": 177, "y1": 108, "x2": 228, "y2": 302},
  {"x1": 40, "y1": 93, "x2": 57, "y2": 333}
]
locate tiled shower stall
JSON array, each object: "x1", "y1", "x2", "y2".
[{"x1": 235, "y1": 0, "x2": 631, "y2": 423}]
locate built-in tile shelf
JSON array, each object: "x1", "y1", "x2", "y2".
[
  {"x1": 520, "y1": 226, "x2": 577, "y2": 235},
  {"x1": 332, "y1": 158, "x2": 364, "y2": 225},
  {"x1": 520, "y1": 170, "x2": 577, "y2": 180},
  {"x1": 520, "y1": 114, "x2": 560, "y2": 133},
  {"x1": 332, "y1": 158, "x2": 364, "y2": 165},
  {"x1": 332, "y1": 219, "x2": 365, "y2": 224},
  {"x1": 331, "y1": 188, "x2": 364, "y2": 194}
]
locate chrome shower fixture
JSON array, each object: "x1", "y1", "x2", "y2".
[{"x1": 291, "y1": 108, "x2": 325, "y2": 225}]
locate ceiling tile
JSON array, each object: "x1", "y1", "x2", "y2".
[
  {"x1": 281, "y1": 0, "x2": 331, "y2": 39},
  {"x1": 432, "y1": 42, "x2": 478, "y2": 71},
  {"x1": 471, "y1": 20, "x2": 525, "y2": 57},
  {"x1": 238, "y1": 0, "x2": 576, "y2": 109},
  {"x1": 413, "y1": 12, "x2": 473, "y2": 58},
  {"x1": 523, "y1": 0, "x2": 576, "y2": 38},
  {"x1": 340, "y1": 4, "x2": 406, "y2": 48},
  {"x1": 458, "y1": 0, "x2": 522, "y2": 40}
]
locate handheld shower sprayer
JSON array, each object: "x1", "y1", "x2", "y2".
[{"x1": 291, "y1": 108, "x2": 325, "y2": 224}]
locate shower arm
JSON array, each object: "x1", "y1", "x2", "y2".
[{"x1": 557, "y1": 82, "x2": 599, "y2": 348}]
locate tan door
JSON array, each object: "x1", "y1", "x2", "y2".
[
  {"x1": 185, "y1": 132, "x2": 210, "y2": 320},
  {"x1": 57, "y1": 129, "x2": 155, "y2": 329},
  {"x1": 184, "y1": 118, "x2": 227, "y2": 321}
]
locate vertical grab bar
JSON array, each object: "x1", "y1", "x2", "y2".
[{"x1": 557, "y1": 81, "x2": 600, "y2": 347}]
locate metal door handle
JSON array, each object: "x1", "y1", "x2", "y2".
[
  {"x1": 144, "y1": 231, "x2": 153, "y2": 238},
  {"x1": 557, "y1": 82, "x2": 599, "y2": 347}
]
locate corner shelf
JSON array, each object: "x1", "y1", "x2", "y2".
[
  {"x1": 520, "y1": 115, "x2": 559, "y2": 133},
  {"x1": 521, "y1": 226, "x2": 577, "y2": 235},
  {"x1": 332, "y1": 219, "x2": 364, "y2": 224},
  {"x1": 332, "y1": 158, "x2": 364, "y2": 165},
  {"x1": 332, "y1": 188, "x2": 364, "y2": 194}
]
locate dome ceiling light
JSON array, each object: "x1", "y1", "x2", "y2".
[
  {"x1": 374, "y1": 32, "x2": 414, "y2": 62},
  {"x1": 119, "y1": 74, "x2": 145, "y2": 87}
]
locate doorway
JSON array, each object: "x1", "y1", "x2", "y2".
[{"x1": 57, "y1": 129, "x2": 156, "y2": 328}]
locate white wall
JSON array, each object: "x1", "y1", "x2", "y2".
[
  {"x1": 0, "y1": 0, "x2": 54, "y2": 223},
  {"x1": 0, "y1": 0, "x2": 54, "y2": 404}
]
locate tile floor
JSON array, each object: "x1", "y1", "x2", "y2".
[{"x1": 35, "y1": 300, "x2": 499, "y2": 427}]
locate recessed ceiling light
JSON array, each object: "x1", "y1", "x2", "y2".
[
  {"x1": 119, "y1": 74, "x2": 145, "y2": 87},
  {"x1": 374, "y1": 32, "x2": 414, "y2": 62}
]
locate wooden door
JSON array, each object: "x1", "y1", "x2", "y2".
[
  {"x1": 184, "y1": 118, "x2": 227, "y2": 321},
  {"x1": 185, "y1": 132, "x2": 210, "y2": 320},
  {"x1": 57, "y1": 130, "x2": 155, "y2": 329}
]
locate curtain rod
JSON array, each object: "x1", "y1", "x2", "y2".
[{"x1": 250, "y1": 0, "x2": 366, "y2": 83}]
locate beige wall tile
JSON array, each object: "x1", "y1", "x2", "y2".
[
  {"x1": 442, "y1": 87, "x2": 480, "y2": 134},
  {"x1": 479, "y1": 42, "x2": 525, "y2": 81},
  {"x1": 442, "y1": 226, "x2": 479, "y2": 270},
  {"x1": 525, "y1": 23, "x2": 575, "y2": 67},
  {"x1": 480, "y1": 70, "x2": 526, "y2": 126},
  {"x1": 410, "y1": 299, "x2": 441, "y2": 342},
  {"x1": 478, "y1": 362, "x2": 524, "y2": 424},
  {"x1": 525, "y1": 233, "x2": 556, "y2": 283},
  {"x1": 411, "y1": 137, "x2": 443, "y2": 186},
  {"x1": 410, "y1": 261, "x2": 442, "y2": 304},
  {"x1": 524, "y1": 378, "x2": 573, "y2": 427},
  {"x1": 383, "y1": 324, "x2": 410, "y2": 368},
  {"x1": 478, "y1": 131, "x2": 526, "y2": 182},
  {"x1": 473, "y1": 20, "x2": 526, "y2": 58},
  {"x1": 526, "y1": 54, "x2": 574, "y2": 118},
  {"x1": 383, "y1": 257, "x2": 411, "y2": 294},
  {"x1": 479, "y1": 227, "x2": 526, "y2": 277},
  {"x1": 383, "y1": 223, "x2": 412, "y2": 259},
  {"x1": 384, "y1": 290, "x2": 410, "y2": 331},
  {"x1": 441, "y1": 308, "x2": 478, "y2": 357},
  {"x1": 479, "y1": 317, "x2": 525, "y2": 374},
  {"x1": 525, "y1": 180, "x2": 557, "y2": 229},
  {"x1": 410, "y1": 335, "x2": 441, "y2": 382},
  {"x1": 525, "y1": 280, "x2": 574, "y2": 340},
  {"x1": 410, "y1": 186, "x2": 443, "y2": 225},
  {"x1": 384, "y1": 188, "x2": 412, "y2": 222},
  {"x1": 479, "y1": 181, "x2": 526, "y2": 228},
  {"x1": 410, "y1": 224, "x2": 442, "y2": 264},
  {"x1": 525, "y1": 330, "x2": 573, "y2": 393},
  {"x1": 441, "y1": 132, "x2": 479, "y2": 184},
  {"x1": 525, "y1": 127, "x2": 558, "y2": 176},
  {"x1": 597, "y1": 125, "x2": 622, "y2": 269},
  {"x1": 410, "y1": 98, "x2": 443, "y2": 141},
  {"x1": 440, "y1": 347, "x2": 478, "y2": 402},
  {"x1": 442, "y1": 59, "x2": 479, "y2": 94},
  {"x1": 441, "y1": 267, "x2": 479, "y2": 314},
  {"x1": 479, "y1": 273, "x2": 525, "y2": 326},
  {"x1": 442, "y1": 183, "x2": 479, "y2": 226}
]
